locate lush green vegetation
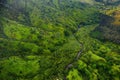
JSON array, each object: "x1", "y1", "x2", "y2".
[
  {"x1": 67, "y1": 25, "x2": 120, "y2": 80},
  {"x1": 0, "y1": 0, "x2": 120, "y2": 80}
]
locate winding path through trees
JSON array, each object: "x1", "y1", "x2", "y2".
[{"x1": 64, "y1": 27, "x2": 84, "y2": 80}]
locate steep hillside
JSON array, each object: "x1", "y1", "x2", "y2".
[
  {"x1": 91, "y1": 9, "x2": 120, "y2": 44},
  {"x1": 0, "y1": 0, "x2": 100, "y2": 80},
  {"x1": 0, "y1": 0, "x2": 120, "y2": 80}
]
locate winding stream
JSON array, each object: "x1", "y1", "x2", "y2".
[{"x1": 63, "y1": 27, "x2": 84, "y2": 80}]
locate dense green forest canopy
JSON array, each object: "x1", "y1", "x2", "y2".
[{"x1": 0, "y1": 0, "x2": 120, "y2": 80}]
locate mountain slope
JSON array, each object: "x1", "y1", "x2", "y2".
[
  {"x1": 0, "y1": 0, "x2": 120, "y2": 80},
  {"x1": 91, "y1": 9, "x2": 120, "y2": 44},
  {"x1": 0, "y1": 0, "x2": 100, "y2": 79}
]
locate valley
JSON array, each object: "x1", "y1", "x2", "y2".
[{"x1": 0, "y1": 0, "x2": 120, "y2": 80}]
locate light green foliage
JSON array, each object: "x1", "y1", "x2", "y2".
[
  {"x1": 109, "y1": 65, "x2": 120, "y2": 80},
  {"x1": 20, "y1": 42, "x2": 39, "y2": 54},
  {"x1": 99, "y1": 45, "x2": 111, "y2": 53},
  {"x1": 0, "y1": 0, "x2": 120, "y2": 80},
  {"x1": 106, "y1": 52, "x2": 120, "y2": 62},
  {"x1": 68, "y1": 25, "x2": 120, "y2": 80},
  {"x1": 77, "y1": 60, "x2": 87, "y2": 69},
  {"x1": 109, "y1": 65, "x2": 120, "y2": 75},
  {"x1": 0, "y1": 56, "x2": 39, "y2": 80},
  {"x1": 67, "y1": 69, "x2": 83, "y2": 80},
  {"x1": 90, "y1": 69, "x2": 99, "y2": 80},
  {"x1": 87, "y1": 51, "x2": 106, "y2": 62},
  {"x1": 4, "y1": 20, "x2": 31, "y2": 40}
]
